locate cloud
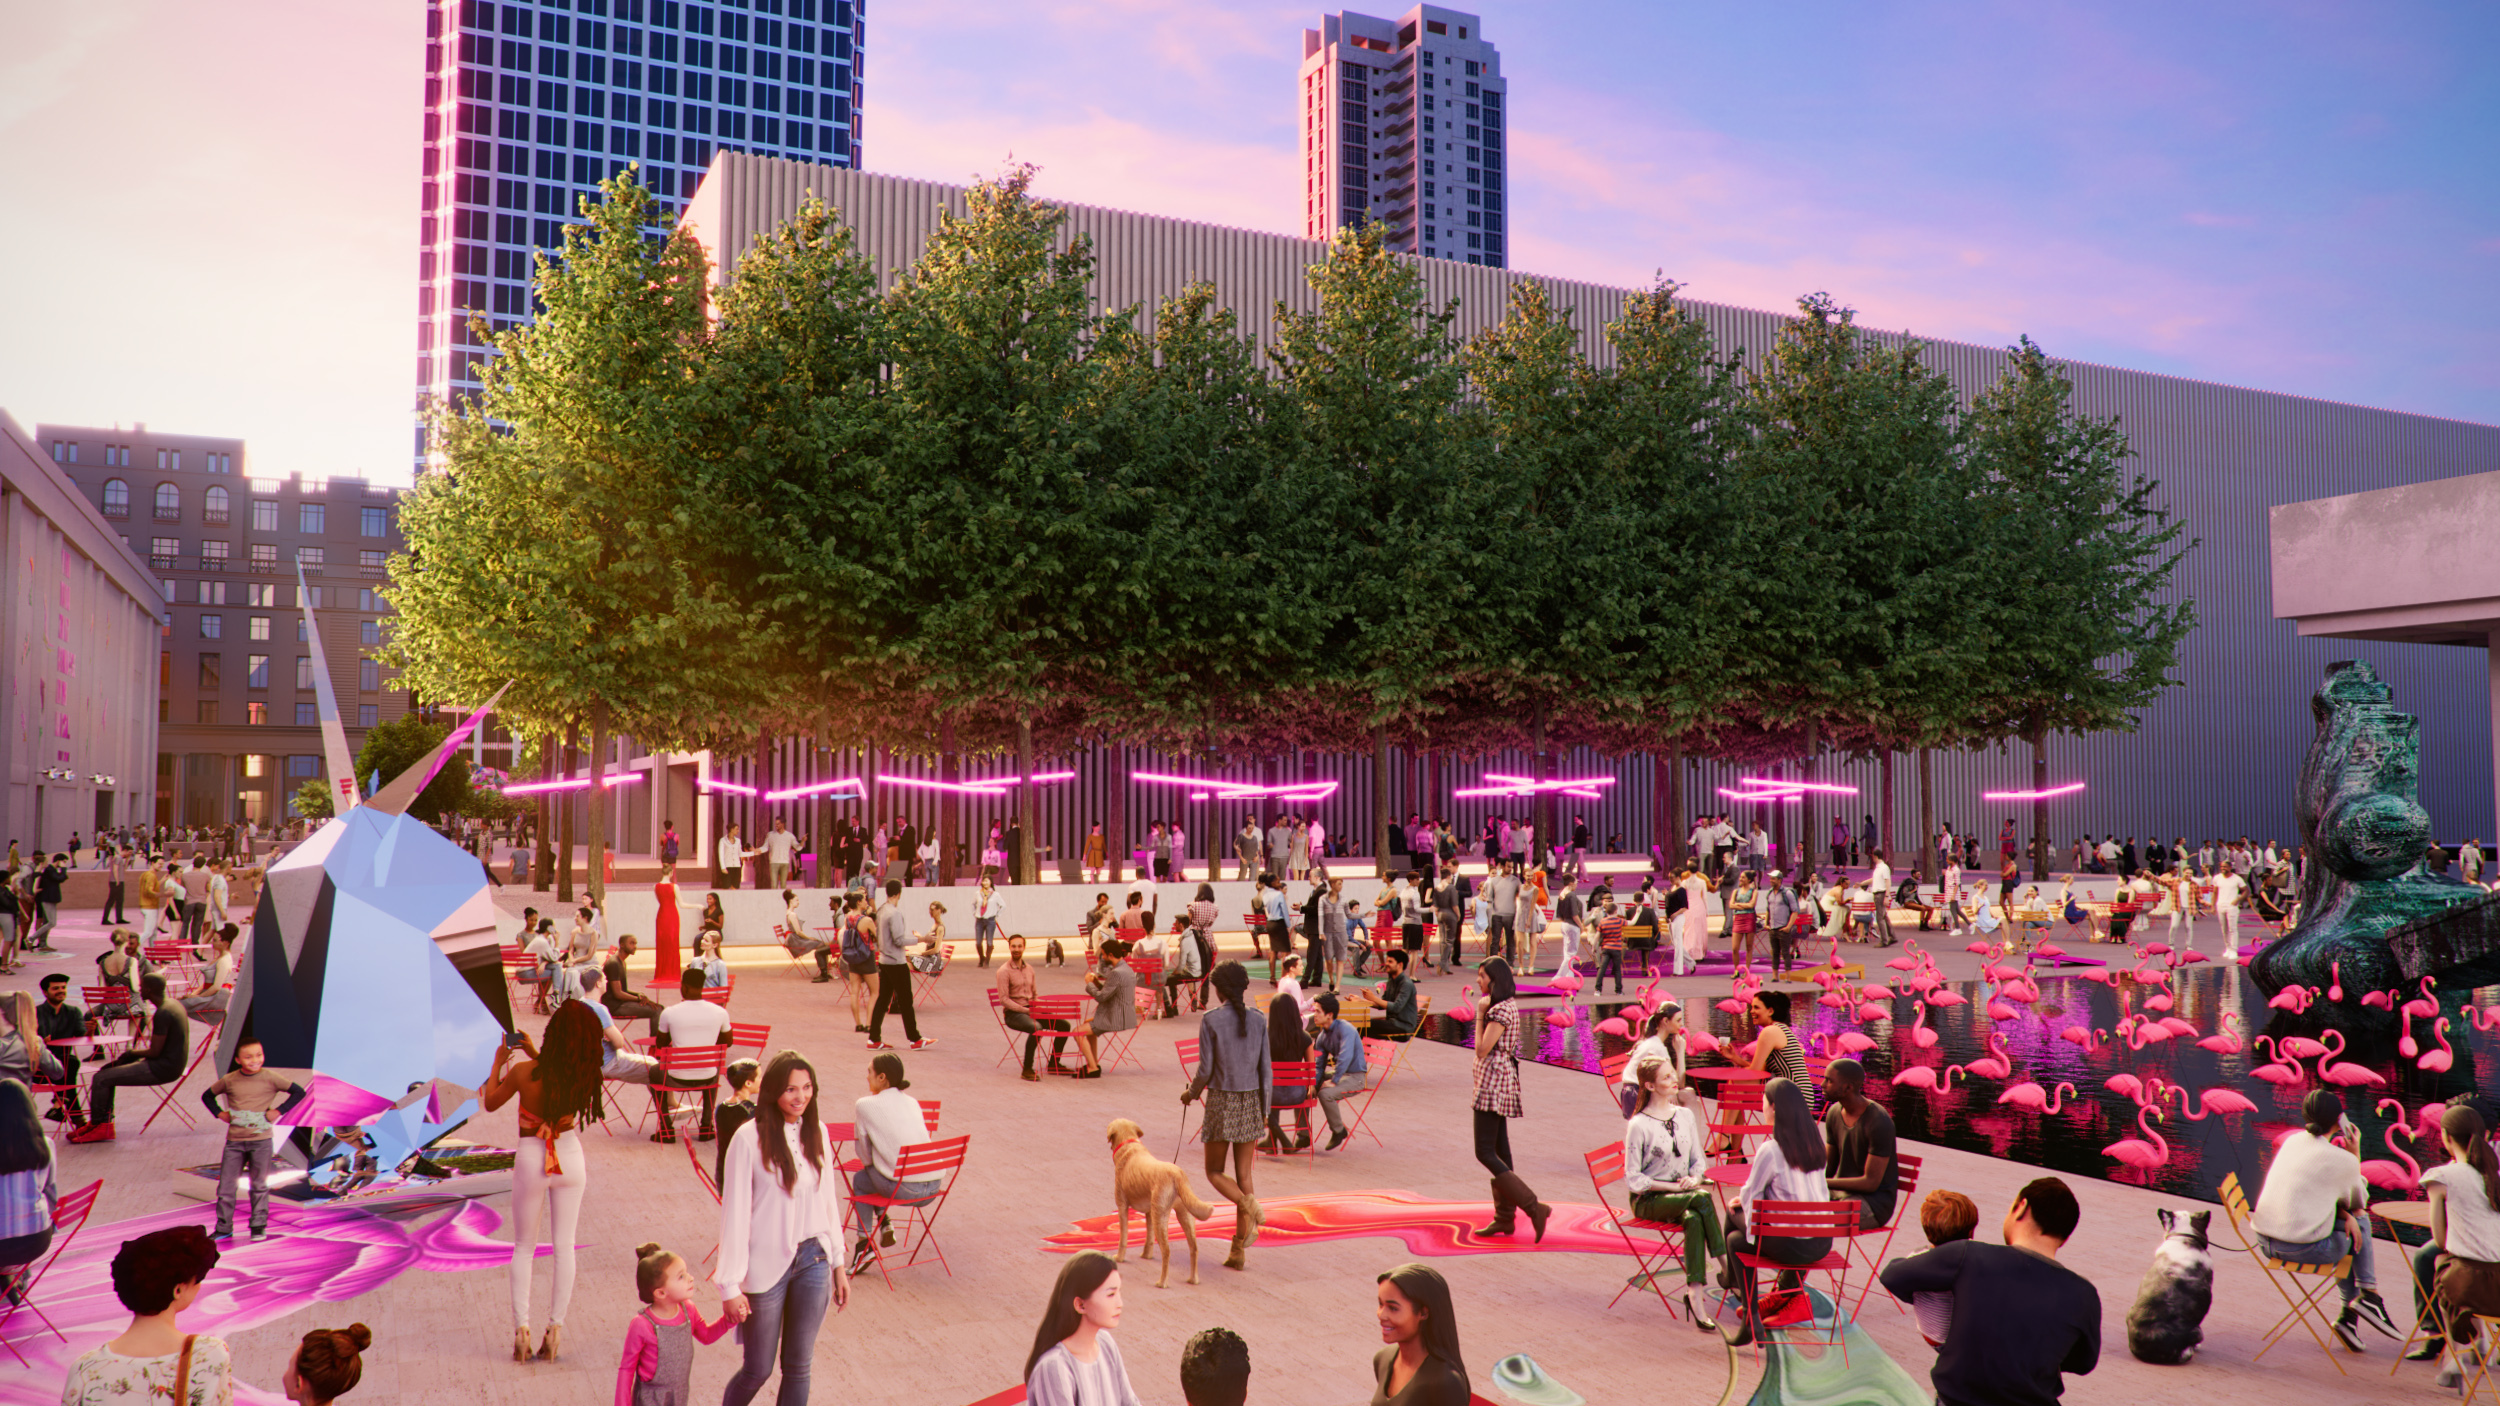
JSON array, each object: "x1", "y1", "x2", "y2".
[{"x1": 2182, "y1": 211, "x2": 2257, "y2": 229}]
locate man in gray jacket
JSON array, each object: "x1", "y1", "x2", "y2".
[
  {"x1": 1482, "y1": 863, "x2": 1521, "y2": 963},
  {"x1": 1235, "y1": 819, "x2": 1263, "y2": 883},
  {"x1": 866, "y1": 879, "x2": 931, "y2": 1050}
]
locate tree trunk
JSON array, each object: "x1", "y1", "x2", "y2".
[
  {"x1": 1771, "y1": 761, "x2": 1787, "y2": 873},
  {"x1": 753, "y1": 727, "x2": 774, "y2": 892},
  {"x1": 2029, "y1": 709, "x2": 2050, "y2": 880},
  {"x1": 863, "y1": 741, "x2": 880, "y2": 883},
  {"x1": 1107, "y1": 742, "x2": 1126, "y2": 885},
  {"x1": 1532, "y1": 706, "x2": 1553, "y2": 871},
  {"x1": 532, "y1": 732, "x2": 553, "y2": 892},
  {"x1": 587, "y1": 698, "x2": 610, "y2": 905},
  {"x1": 1371, "y1": 725, "x2": 1390, "y2": 879},
  {"x1": 1799, "y1": 720, "x2": 1819, "y2": 882},
  {"x1": 1878, "y1": 747, "x2": 1894, "y2": 872},
  {"x1": 557, "y1": 718, "x2": 578, "y2": 902},
  {"x1": 1665, "y1": 741, "x2": 1684, "y2": 865},
  {"x1": 1016, "y1": 717, "x2": 1038, "y2": 886},
  {"x1": 1917, "y1": 747, "x2": 1936, "y2": 884},
  {"x1": 1652, "y1": 752, "x2": 1670, "y2": 864},
  {"x1": 939, "y1": 722, "x2": 958, "y2": 887}
]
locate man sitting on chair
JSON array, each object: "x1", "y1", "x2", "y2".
[
  {"x1": 1370, "y1": 949, "x2": 1419, "y2": 1038},
  {"x1": 70, "y1": 972, "x2": 187, "y2": 1142},
  {"x1": 651, "y1": 966, "x2": 734, "y2": 1144},
  {"x1": 1822, "y1": 1059, "x2": 1898, "y2": 1229},
  {"x1": 2253, "y1": 1089, "x2": 2401, "y2": 1349},
  {"x1": 570, "y1": 968, "x2": 661, "y2": 1089}
]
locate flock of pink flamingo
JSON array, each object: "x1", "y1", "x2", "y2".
[{"x1": 1547, "y1": 932, "x2": 2500, "y2": 1179}]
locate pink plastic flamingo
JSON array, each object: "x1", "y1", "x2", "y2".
[
  {"x1": 2467, "y1": 1004, "x2": 2500, "y2": 1035},
  {"x1": 1998, "y1": 1080, "x2": 2078, "y2": 1114},
  {"x1": 1927, "y1": 989, "x2": 1969, "y2": 1008},
  {"x1": 2401, "y1": 1005, "x2": 2421, "y2": 1058},
  {"x1": 2248, "y1": 1034, "x2": 2306, "y2": 1088},
  {"x1": 1909, "y1": 1003, "x2": 1940, "y2": 1049},
  {"x1": 1986, "y1": 996, "x2": 2022, "y2": 1023},
  {"x1": 2418, "y1": 1018, "x2": 2455, "y2": 1073},
  {"x1": 2103, "y1": 1104, "x2": 2171, "y2": 1169},
  {"x1": 2105, "y1": 1073, "x2": 2151, "y2": 1103},
  {"x1": 2171, "y1": 1085, "x2": 2260, "y2": 1121},
  {"x1": 2362, "y1": 1098, "x2": 2426, "y2": 1191},
  {"x1": 1685, "y1": 1028, "x2": 1722, "y2": 1056},
  {"x1": 2268, "y1": 984, "x2": 2315, "y2": 1013},
  {"x1": 1592, "y1": 1015, "x2": 1631, "y2": 1038},
  {"x1": 2401, "y1": 976, "x2": 2439, "y2": 1021},
  {"x1": 2059, "y1": 1023, "x2": 2107, "y2": 1050},
  {"x1": 2195, "y1": 1011, "x2": 2245, "y2": 1054},
  {"x1": 1961, "y1": 1028, "x2": 2015, "y2": 1081},
  {"x1": 2359, "y1": 987, "x2": 2396, "y2": 1010},
  {"x1": 2329, "y1": 960, "x2": 2344, "y2": 1004},
  {"x1": 1892, "y1": 1065, "x2": 1948, "y2": 1093},
  {"x1": 2311, "y1": 1029, "x2": 2387, "y2": 1088}
]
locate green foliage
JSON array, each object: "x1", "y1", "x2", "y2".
[
  {"x1": 352, "y1": 715, "x2": 475, "y2": 823},
  {"x1": 380, "y1": 173, "x2": 2194, "y2": 793},
  {"x1": 289, "y1": 779, "x2": 333, "y2": 820}
]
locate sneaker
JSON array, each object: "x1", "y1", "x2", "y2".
[
  {"x1": 866, "y1": 1040, "x2": 892, "y2": 1050},
  {"x1": 2407, "y1": 1338, "x2": 2447, "y2": 1362},
  {"x1": 849, "y1": 1238, "x2": 877, "y2": 1275},
  {"x1": 250, "y1": 1228, "x2": 269, "y2": 1243},
  {"x1": 909, "y1": 1038, "x2": 936, "y2": 1051},
  {"x1": 1326, "y1": 1129, "x2": 1350, "y2": 1151},
  {"x1": 2354, "y1": 1290, "x2": 2400, "y2": 1340},
  {"x1": 2435, "y1": 1353, "x2": 2463, "y2": 1389},
  {"x1": 2331, "y1": 1310, "x2": 2364, "y2": 1353},
  {"x1": 1021, "y1": 1070, "x2": 1041, "y2": 1082},
  {"x1": 213, "y1": 1225, "x2": 235, "y2": 1242},
  {"x1": 67, "y1": 1120, "x2": 114, "y2": 1144}
]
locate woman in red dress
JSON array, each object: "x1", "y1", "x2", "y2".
[{"x1": 652, "y1": 863, "x2": 683, "y2": 984}]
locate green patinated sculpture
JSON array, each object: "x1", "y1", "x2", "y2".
[{"x1": 2253, "y1": 661, "x2": 2500, "y2": 1017}]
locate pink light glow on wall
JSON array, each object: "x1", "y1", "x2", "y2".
[
  {"x1": 1983, "y1": 782, "x2": 2088, "y2": 800},
  {"x1": 1718, "y1": 786, "x2": 1801, "y2": 803},
  {"x1": 697, "y1": 779, "x2": 760, "y2": 797},
  {"x1": 503, "y1": 773, "x2": 648, "y2": 797},
  {"x1": 762, "y1": 777, "x2": 866, "y2": 802},
  {"x1": 1736, "y1": 776, "x2": 1857, "y2": 795}
]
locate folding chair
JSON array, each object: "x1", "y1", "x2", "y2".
[
  {"x1": 911, "y1": 944, "x2": 954, "y2": 1007},
  {"x1": 2453, "y1": 1314, "x2": 2500, "y2": 1403},
  {"x1": 1096, "y1": 1022, "x2": 1146, "y2": 1075},
  {"x1": 1263, "y1": 1059, "x2": 1320, "y2": 1161},
  {"x1": 649, "y1": 1045, "x2": 727, "y2": 1142},
  {"x1": 987, "y1": 990, "x2": 1024, "y2": 1069},
  {"x1": 1598, "y1": 1049, "x2": 1635, "y2": 1116},
  {"x1": 1703, "y1": 1080, "x2": 1770, "y2": 1187},
  {"x1": 1836, "y1": 1151, "x2": 1921, "y2": 1315},
  {"x1": 1127, "y1": 956, "x2": 1165, "y2": 1017},
  {"x1": 1732, "y1": 1200, "x2": 1860, "y2": 1361},
  {"x1": 839, "y1": 1100, "x2": 945, "y2": 1176},
  {"x1": 701, "y1": 973, "x2": 736, "y2": 1006},
  {"x1": 1584, "y1": 1142, "x2": 1687, "y2": 1311},
  {"x1": 82, "y1": 986, "x2": 144, "y2": 1039},
  {"x1": 2218, "y1": 1171, "x2": 2351, "y2": 1374},
  {"x1": 0, "y1": 1178, "x2": 101, "y2": 1363},
  {"x1": 727, "y1": 1021, "x2": 771, "y2": 1063},
  {"x1": 850, "y1": 1135, "x2": 970, "y2": 1288},
  {"x1": 141, "y1": 1018, "x2": 224, "y2": 1133},
  {"x1": 1172, "y1": 1038, "x2": 1201, "y2": 1155},
  {"x1": 679, "y1": 1110, "x2": 721, "y2": 1273},
  {"x1": 774, "y1": 924, "x2": 813, "y2": 979},
  {"x1": 1337, "y1": 1039, "x2": 1404, "y2": 1149}
]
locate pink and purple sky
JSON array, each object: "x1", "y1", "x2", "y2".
[{"x1": 2, "y1": 1, "x2": 2492, "y2": 484}]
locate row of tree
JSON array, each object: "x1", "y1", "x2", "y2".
[{"x1": 384, "y1": 167, "x2": 2194, "y2": 892}]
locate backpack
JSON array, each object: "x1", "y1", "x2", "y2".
[{"x1": 840, "y1": 920, "x2": 873, "y2": 967}]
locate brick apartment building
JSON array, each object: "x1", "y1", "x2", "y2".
[{"x1": 39, "y1": 423, "x2": 409, "y2": 828}]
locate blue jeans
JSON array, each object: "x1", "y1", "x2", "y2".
[
  {"x1": 722, "y1": 1238, "x2": 829, "y2": 1406},
  {"x1": 2263, "y1": 1218, "x2": 2374, "y2": 1303},
  {"x1": 849, "y1": 1167, "x2": 940, "y2": 1233}
]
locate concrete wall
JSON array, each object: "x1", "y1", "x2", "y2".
[
  {"x1": 2271, "y1": 469, "x2": 2500, "y2": 641},
  {"x1": 0, "y1": 409, "x2": 164, "y2": 849}
]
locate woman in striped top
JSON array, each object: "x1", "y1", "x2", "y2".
[{"x1": 1744, "y1": 990, "x2": 1815, "y2": 1111}]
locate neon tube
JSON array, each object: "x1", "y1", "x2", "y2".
[
  {"x1": 1718, "y1": 786, "x2": 1801, "y2": 802},
  {"x1": 504, "y1": 773, "x2": 649, "y2": 796},
  {"x1": 1738, "y1": 777, "x2": 1857, "y2": 795},
  {"x1": 877, "y1": 775, "x2": 1014, "y2": 796},
  {"x1": 697, "y1": 779, "x2": 759, "y2": 797},
  {"x1": 762, "y1": 777, "x2": 866, "y2": 802},
  {"x1": 1983, "y1": 782, "x2": 2087, "y2": 800},
  {"x1": 1478, "y1": 773, "x2": 1618, "y2": 790}
]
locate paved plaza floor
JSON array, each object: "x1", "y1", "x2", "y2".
[{"x1": 1, "y1": 888, "x2": 2462, "y2": 1406}]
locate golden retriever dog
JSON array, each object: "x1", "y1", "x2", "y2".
[{"x1": 1106, "y1": 1117, "x2": 1215, "y2": 1287}]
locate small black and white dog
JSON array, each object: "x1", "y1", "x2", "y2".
[{"x1": 2125, "y1": 1207, "x2": 2214, "y2": 1364}]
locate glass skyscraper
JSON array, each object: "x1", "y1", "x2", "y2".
[
  {"x1": 415, "y1": 0, "x2": 863, "y2": 468},
  {"x1": 1300, "y1": 5, "x2": 1505, "y2": 267}
]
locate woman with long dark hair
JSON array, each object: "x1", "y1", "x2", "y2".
[
  {"x1": 1371, "y1": 1262, "x2": 1468, "y2": 1405},
  {"x1": 0, "y1": 1080, "x2": 58, "y2": 1280},
  {"x1": 1024, "y1": 1250, "x2": 1144, "y2": 1406},
  {"x1": 1469, "y1": 957, "x2": 1549, "y2": 1240},
  {"x1": 1181, "y1": 961, "x2": 1270, "y2": 1270},
  {"x1": 716, "y1": 1050, "x2": 849, "y2": 1406},
  {"x1": 1744, "y1": 990, "x2": 1814, "y2": 1110},
  {"x1": 480, "y1": 999, "x2": 604, "y2": 1362},
  {"x1": 2412, "y1": 1102, "x2": 2500, "y2": 1386},
  {"x1": 1720, "y1": 1075, "x2": 1831, "y2": 1346}
]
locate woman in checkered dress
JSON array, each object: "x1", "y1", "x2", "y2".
[{"x1": 1469, "y1": 957, "x2": 1550, "y2": 1240}]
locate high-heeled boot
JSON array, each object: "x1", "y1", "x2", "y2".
[
  {"x1": 1475, "y1": 1176, "x2": 1516, "y2": 1236},
  {"x1": 1494, "y1": 1170, "x2": 1551, "y2": 1242}
]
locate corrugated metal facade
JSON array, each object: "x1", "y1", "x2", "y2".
[{"x1": 670, "y1": 152, "x2": 2500, "y2": 859}]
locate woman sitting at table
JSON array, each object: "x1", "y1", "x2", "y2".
[
  {"x1": 1624, "y1": 1052, "x2": 1724, "y2": 1326},
  {"x1": 2407, "y1": 1102, "x2": 2500, "y2": 1388},
  {"x1": 1719, "y1": 1076, "x2": 1829, "y2": 1347},
  {"x1": 1068, "y1": 940, "x2": 1136, "y2": 1081}
]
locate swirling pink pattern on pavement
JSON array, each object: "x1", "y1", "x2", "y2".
[
  {"x1": 1043, "y1": 1189, "x2": 1631, "y2": 1259},
  {"x1": 0, "y1": 1196, "x2": 545, "y2": 1405}
]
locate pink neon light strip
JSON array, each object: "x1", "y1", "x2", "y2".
[
  {"x1": 504, "y1": 773, "x2": 649, "y2": 797},
  {"x1": 1737, "y1": 776, "x2": 1857, "y2": 795},
  {"x1": 698, "y1": 779, "x2": 759, "y2": 797},
  {"x1": 1983, "y1": 782, "x2": 2087, "y2": 800},
  {"x1": 762, "y1": 777, "x2": 865, "y2": 802},
  {"x1": 1478, "y1": 773, "x2": 1618, "y2": 790},
  {"x1": 1718, "y1": 786, "x2": 1802, "y2": 802}
]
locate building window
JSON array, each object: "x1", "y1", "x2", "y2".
[
  {"x1": 203, "y1": 486, "x2": 231, "y2": 525},
  {"x1": 358, "y1": 588, "x2": 387, "y2": 611},
  {"x1": 249, "y1": 616, "x2": 270, "y2": 641},
  {"x1": 199, "y1": 614, "x2": 223, "y2": 639},
  {"x1": 359, "y1": 620, "x2": 381, "y2": 646},
  {"x1": 50, "y1": 441, "x2": 78, "y2": 463},
  {"x1": 198, "y1": 700, "x2": 220, "y2": 724},
  {"x1": 298, "y1": 547, "x2": 325, "y2": 572},
  {"x1": 247, "y1": 654, "x2": 269, "y2": 688},
  {"x1": 247, "y1": 702, "x2": 268, "y2": 725},
  {"x1": 249, "y1": 543, "x2": 277, "y2": 571},
  {"x1": 300, "y1": 503, "x2": 326, "y2": 534},
  {"x1": 288, "y1": 754, "x2": 320, "y2": 778},
  {"x1": 247, "y1": 583, "x2": 275, "y2": 608},
  {"x1": 198, "y1": 580, "x2": 227, "y2": 605},
  {"x1": 243, "y1": 755, "x2": 265, "y2": 779},
  {"x1": 252, "y1": 499, "x2": 277, "y2": 532},
  {"x1": 296, "y1": 656, "x2": 314, "y2": 689},
  {"x1": 296, "y1": 586, "x2": 325, "y2": 610},
  {"x1": 359, "y1": 659, "x2": 380, "y2": 692},
  {"x1": 207, "y1": 452, "x2": 233, "y2": 474},
  {"x1": 200, "y1": 540, "x2": 230, "y2": 570},
  {"x1": 361, "y1": 507, "x2": 390, "y2": 537},
  {"x1": 154, "y1": 483, "x2": 181, "y2": 521},
  {"x1": 199, "y1": 653, "x2": 222, "y2": 689},
  {"x1": 360, "y1": 549, "x2": 387, "y2": 575},
  {"x1": 358, "y1": 704, "x2": 380, "y2": 728},
  {"x1": 150, "y1": 538, "x2": 179, "y2": 570},
  {"x1": 102, "y1": 479, "x2": 129, "y2": 518},
  {"x1": 296, "y1": 704, "x2": 318, "y2": 726}
]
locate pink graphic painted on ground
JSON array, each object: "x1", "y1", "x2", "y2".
[
  {"x1": 1, "y1": 1197, "x2": 544, "y2": 1406},
  {"x1": 1044, "y1": 1189, "x2": 1630, "y2": 1259}
]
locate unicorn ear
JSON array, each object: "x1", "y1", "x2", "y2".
[{"x1": 364, "y1": 682, "x2": 513, "y2": 817}]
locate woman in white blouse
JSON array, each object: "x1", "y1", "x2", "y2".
[
  {"x1": 1023, "y1": 1251, "x2": 1142, "y2": 1406},
  {"x1": 1721, "y1": 1076, "x2": 1830, "y2": 1347},
  {"x1": 1623, "y1": 1053, "x2": 1723, "y2": 1325},
  {"x1": 717, "y1": 1051, "x2": 851, "y2": 1406},
  {"x1": 1615, "y1": 1004, "x2": 1704, "y2": 1124}
]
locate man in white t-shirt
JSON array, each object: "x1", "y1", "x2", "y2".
[
  {"x1": 764, "y1": 819, "x2": 799, "y2": 891},
  {"x1": 653, "y1": 967, "x2": 736, "y2": 1141},
  {"x1": 1866, "y1": 852, "x2": 1896, "y2": 944},
  {"x1": 2209, "y1": 863, "x2": 2247, "y2": 957},
  {"x1": 2254, "y1": 1090, "x2": 2399, "y2": 1349}
]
